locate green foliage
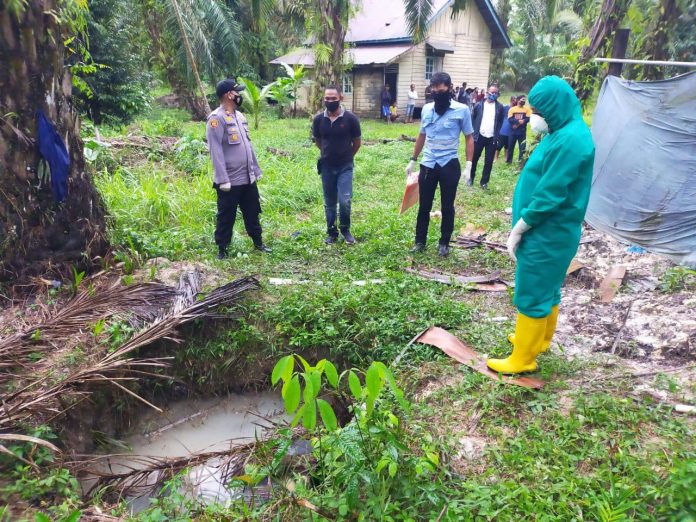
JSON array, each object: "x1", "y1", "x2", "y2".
[
  {"x1": 239, "y1": 77, "x2": 277, "y2": 129},
  {"x1": 0, "y1": 427, "x2": 81, "y2": 516},
  {"x1": 75, "y1": 0, "x2": 152, "y2": 124},
  {"x1": 157, "y1": 0, "x2": 241, "y2": 81},
  {"x1": 659, "y1": 266, "x2": 696, "y2": 293},
  {"x1": 173, "y1": 135, "x2": 209, "y2": 174}
]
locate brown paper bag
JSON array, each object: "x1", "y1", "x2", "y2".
[{"x1": 400, "y1": 177, "x2": 419, "y2": 214}]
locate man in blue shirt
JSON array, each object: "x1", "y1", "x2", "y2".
[{"x1": 406, "y1": 72, "x2": 474, "y2": 257}]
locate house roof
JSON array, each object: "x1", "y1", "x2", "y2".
[
  {"x1": 345, "y1": 0, "x2": 511, "y2": 48},
  {"x1": 271, "y1": 44, "x2": 414, "y2": 67},
  {"x1": 271, "y1": 0, "x2": 511, "y2": 66}
]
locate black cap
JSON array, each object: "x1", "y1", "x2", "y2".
[{"x1": 215, "y1": 78, "x2": 246, "y2": 99}]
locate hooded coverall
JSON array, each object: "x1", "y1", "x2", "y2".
[{"x1": 487, "y1": 76, "x2": 595, "y2": 374}]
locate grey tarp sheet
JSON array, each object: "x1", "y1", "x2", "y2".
[{"x1": 586, "y1": 72, "x2": 696, "y2": 267}]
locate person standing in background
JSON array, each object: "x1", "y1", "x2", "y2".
[
  {"x1": 457, "y1": 82, "x2": 470, "y2": 106},
  {"x1": 467, "y1": 84, "x2": 504, "y2": 189},
  {"x1": 380, "y1": 85, "x2": 392, "y2": 122},
  {"x1": 406, "y1": 84, "x2": 418, "y2": 123},
  {"x1": 207, "y1": 78, "x2": 271, "y2": 259},
  {"x1": 507, "y1": 96, "x2": 532, "y2": 163},
  {"x1": 496, "y1": 96, "x2": 516, "y2": 161}
]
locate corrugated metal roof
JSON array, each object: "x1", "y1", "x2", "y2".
[
  {"x1": 345, "y1": 0, "x2": 451, "y2": 43},
  {"x1": 271, "y1": 44, "x2": 414, "y2": 67},
  {"x1": 271, "y1": 0, "x2": 511, "y2": 66}
]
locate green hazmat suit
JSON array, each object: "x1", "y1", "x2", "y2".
[{"x1": 511, "y1": 76, "x2": 595, "y2": 318}]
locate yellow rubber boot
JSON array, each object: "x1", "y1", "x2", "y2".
[
  {"x1": 488, "y1": 313, "x2": 547, "y2": 374},
  {"x1": 507, "y1": 305, "x2": 559, "y2": 353}
]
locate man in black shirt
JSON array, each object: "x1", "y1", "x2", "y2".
[{"x1": 312, "y1": 85, "x2": 362, "y2": 244}]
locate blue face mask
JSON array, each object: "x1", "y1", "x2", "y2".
[{"x1": 487, "y1": 93, "x2": 499, "y2": 101}]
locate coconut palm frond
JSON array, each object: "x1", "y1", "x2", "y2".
[
  {"x1": 160, "y1": 0, "x2": 241, "y2": 82},
  {"x1": 403, "y1": 0, "x2": 434, "y2": 43},
  {"x1": 553, "y1": 9, "x2": 585, "y2": 38}
]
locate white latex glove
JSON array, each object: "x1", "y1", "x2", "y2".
[
  {"x1": 463, "y1": 160, "x2": 472, "y2": 181},
  {"x1": 405, "y1": 160, "x2": 417, "y2": 177},
  {"x1": 506, "y1": 218, "x2": 531, "y2": 262},
  {"x1": 219, "y1": 182, "x2": 231, "y2": 192}
]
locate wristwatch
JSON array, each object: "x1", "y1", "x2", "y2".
[{"x1": 411, "y1": 156, "x2": 418, "y2": 162}]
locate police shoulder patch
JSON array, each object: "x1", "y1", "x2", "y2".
[{"x1": 210, "y1": 118, "x2": 219, "y2": 128}]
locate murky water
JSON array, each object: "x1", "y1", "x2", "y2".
[{"x1": 84, "y1": 391, "x2": 286, "y2": 512}]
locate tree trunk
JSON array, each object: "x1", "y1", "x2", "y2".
[
  {"x1": 312, "y1": 0, "x2": 349, "y2": 111},
  {"x1": 0, "y1": 1, "x2": 107, "y2": 283},
  {"x1": 142, "y1": 4, "x2": 210, "y2": 120},
  {"x1": 641, "y1": 0, "x2": 680, "y2": 80},
  {"x1": 573, "y1": 0, "x2": 632, "y2": 101}
]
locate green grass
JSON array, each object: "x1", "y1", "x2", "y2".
[{"x1": 85, "y1": 106, "x2": 696, "y2": 520}]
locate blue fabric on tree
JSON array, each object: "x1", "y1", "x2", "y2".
[{"x1": 36, "y1": 111, "x2": 70, "y2": 203}]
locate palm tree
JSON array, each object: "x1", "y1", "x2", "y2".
[
  {"x1": 0, "y1": 1, "x2": 107, "y2": 281},
  {"x1": 141, "y1": 0, "x2": 241, "y2": 120}
]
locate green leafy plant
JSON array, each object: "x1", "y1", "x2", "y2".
[{"x1": 238, "y1": 77, "x2": 276, "y2": 130}]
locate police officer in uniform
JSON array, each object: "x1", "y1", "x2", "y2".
[{"x1": 207, "y1": 78, "x2": 271, "y2": 259}]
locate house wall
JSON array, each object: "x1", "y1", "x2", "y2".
[
  {"x1": 395, "y1": 5, "x2": 493, "y2": 111},
  {"x1": 278, "y1": 4, "x2": 494, "y2": 118},
  {"x1": 350, "y1": 67, "x2": 385, "y2": 118}
]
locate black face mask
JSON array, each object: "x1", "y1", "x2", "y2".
[
  {"x1": 233, "y1": 94, "x2": 243, "y2": 108},
  {"x1": 433, "y1": 91, "x2": 451, "y2": 115},
  {"x1": 324, "y1": 100, "x2": 340, "y2": 112}
]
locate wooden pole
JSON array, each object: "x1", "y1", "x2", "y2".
[{"x1": 607, "y1": 28, "x2": 630, "y2": 76}]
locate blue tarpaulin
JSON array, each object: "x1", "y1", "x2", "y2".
[{"x1": 586, "y1": 72, "x2": 696, "y2": 268}]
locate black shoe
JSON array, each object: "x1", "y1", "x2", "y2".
[
  {"x1": 411, "y1": 243, "x2": 426, "y2": 253},
  {"x1": 217, "y1": 246, "x2": 228, "y2": 260},
  {"x1": 342, "y1": 230, "x2": 356, "y2": 245},
  {"x1": 438, "y1": 244, "x2": 450, "y2": 257},
  {"x1": 466, "y1": 178, "x2": 473, "y2": 186},
  {"x1": 254, "y1": 243, "x2": 272, "y2": 253},
  {"x1": 481, "y1": 183, "x2": 488, "y2": 190},
  {"x1": 325, "y1": 235, "x2": 338, "y2": 245}
]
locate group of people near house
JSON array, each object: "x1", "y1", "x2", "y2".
[
  {"x1": 380, "y1": 81, "x2": 532, "y2": 189},
  {"x1": 207, "y1": 71, "x2": 595, "y2": 376}
]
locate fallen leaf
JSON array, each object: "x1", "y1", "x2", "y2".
[{"x1": 415, "y1": 327, "x2": 545, "y2": 389}]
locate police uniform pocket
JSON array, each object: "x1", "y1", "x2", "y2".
[{"x1": 227, "y1": 125, "x2": 240, "y2": 145}]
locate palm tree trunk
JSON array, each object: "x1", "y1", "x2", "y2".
[
  {"x1": 0, "y1": 1, "x2": 107, "y2": 282},
  {"x1": 142, "y1": 6, "x2": 210, "y2": 120},
  {"x1": 312, "y1": 0, "x2": 349, "y2": 111},
  {"x1": 170, "y1": 0, "x2": 211, "y2": 115}
]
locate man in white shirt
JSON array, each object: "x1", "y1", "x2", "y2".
[
  {"x1": 467, "y1": 84, "x2": 505, "y2": 189},
  {"x1": 406, "y1": 84, "x2": 418, "y2": 123}
]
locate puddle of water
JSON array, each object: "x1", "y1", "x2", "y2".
[
  {"x1": 84, "y1": 391, "x2": 286, "y2": 512},
  {"x1": 128, "y1": 391, "x2": 285, "y2": 457}
]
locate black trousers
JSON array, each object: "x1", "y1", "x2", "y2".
[
  {"x1": 507, "y1": 134, "x2": 526, "y2": 163},
  {"x1": 415, "y1": 158, "x2": 461, "y2": 246},
  {"x1": 470, "y1": 135, "x2": 496, "y2": 186},
  {"x1": 214, "y1": 182, "x2": 263, "y2": 248}
]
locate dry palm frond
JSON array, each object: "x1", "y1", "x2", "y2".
[
  {"x1": 0, "y1": 276, "x2": 259, "y2": 433},
  {"x1": 0, "y1": 281, "x2": 178, "y2": 369},
  {"x1": 80, "y1": 440, "x2": 258, "y2": 499}
]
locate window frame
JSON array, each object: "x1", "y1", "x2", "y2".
[{"x1": 342, "y1": 73, "x2": 353, "y2": 94}]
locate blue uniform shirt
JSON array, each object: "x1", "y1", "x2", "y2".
[{"x1": 419, "y1": 100, "x2": 474, "y2": 168}]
